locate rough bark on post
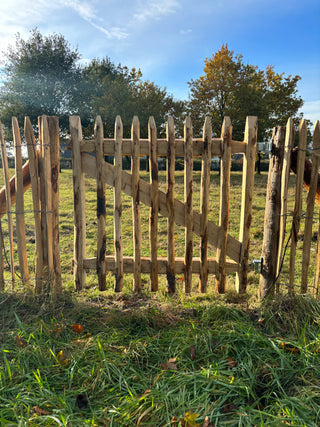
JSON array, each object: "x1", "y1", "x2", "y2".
[
  {"x1": 276, "y1": 118, "x2": 294, "y2": 292},
  {"x1": 289, "y1": 119, "x2": 307, "y2": 294},
  {"x1": 259, "y1": 127, "x2": 285, "y2": 300},
  {"x1": 70, "y1": 116, "x2": 86, "y2": 291},
  {"x1": 48, "y1": 116, "x2": 62, "y2": 295},
  {"x1": 236, "y1": 116, "x2": 257, "y2": 293},
  {"x1": 114, "y1": 115, "x2": 124, "y2": 292},
  {"x1": 0, "y1": 221, "x2": 4, "y2": 290},
  {"x1": 25, "y1": 117, "x2": 43, "y2": 293},
  {"x1": 149, "y1": 116, "x2": 159, "y2": 292},
  {"x1": 314, "y1": 203, "x2": 320, "y2": 296},
  {"x1": 38, "y1": 116, "x2": 48, "y2": 268},
  {"x1": 12, "y1": 117, "x2": 30, "y2": 287},
  {"x1": 95, "y1": 116, "x2": 107, "y2": 291},
  {"x1": 0, "y1": 121, "x2": 15, "y2": 285},
  {"x1": 166, "y1": 116, "x2": 176, "y2": 293},
  {"x1": 216, "y1": 117, "x2": 232, "y2": 293},
  {"x1": 199, "y1": 117, "x2": 212, "y2": 293},
  {"x1": 184, "y1": 117, "x2": 193, "y2": 293},
  {"x1": 131, "y1": 116, "x2": 142, "y2": 292},
  {"x1": 301, "y1": 120, "x2": 320, "y2": 292}
]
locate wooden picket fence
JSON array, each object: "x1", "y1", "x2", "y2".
[
  {"x1": 259, "y1": 118, "x2": 320, "y2": 299},
  {"x1": 69, "y1": 115, "x2": 258, "y2": 293},
  {"x1": 0, "y1": 116, "x2": 61, "y2": 296}
]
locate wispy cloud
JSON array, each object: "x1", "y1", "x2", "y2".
[
  {"x1": 300, "y1": 100, "x2": 320, "y2": 125},
  {"x1": 133, "y1": 0, "x2": 180, "y2": 22}
]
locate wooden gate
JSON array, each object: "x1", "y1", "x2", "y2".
[{"x1": 69, "y1": 115, "x2": 257, "y2": 294}]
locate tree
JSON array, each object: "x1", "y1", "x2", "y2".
[
  {"x1": 187, "y1": 45, "x2": 303, "y2": 141},
  {"x1": 0, "y1": 28, "x2": 82, "y2": 132}
]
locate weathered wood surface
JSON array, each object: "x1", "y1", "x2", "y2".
[
  {"x1": 70, "y1": 116, "x2": 86, "y2": 290},
  {"x1": 216, "y1": 117, "x2": 232, "y2": 293},
  {"x1": 277, "y1": 119, "x2": 294, "y2": 287},
  {"x1": 314, "y1": 203, "x2": 320, "y2": 295},
  {"x1": 236, "y1": 116, "x2": 258, "y2": 293},
  {"x1": 48, "y1": 116, "x2": 62, "y2": 295},
  {"x1": 95, "y1": 116, "x2": 107, "y2": 291},
  {"x1": 0, "y1": 121, "x2": 15, "y2": 284},
  {"x1": 83, "y1": 153, "x2": 242, "y2": 263},
  {"x1": 199, "y1": 117, "x2": 212, "y2": 293},
  {"x1": 259, "y1": 127, "x2": 285, "y2": 300},
  {"x1": 0, "y1": 221, "x2": 4, "y2": 289},
  {"x1": 131, "y1": 116, "x2": 141, "y2": 292},
  {"x1": 12, "y1": 117, "x2": 29, "y2": 286},
  {"x1": 184, "y1": 117, "x2": 193, "y2": 293},
  {"x1": 114, "y1": 115, "x2": 124, "y2": 292},
  {"x1": 25, "y1": 117, "x2": 43, "y2": 293},
  {"x1": 149, "y1": 117, "x2": 159, "y2": 291},
  {"x1": 83, "y1": 256, "x2": 239, "y2": 274},
  {"x1": 301, "y1": 120, "x2": 320, "y2": 292},
  {"x1": 289, "y1": 120, "x2": 307, "y2": 294},
  {"x1": 38, "y1": 116, "x2": 48, "y2": 267},
  {"x1": 166, "y1": 117, "x2": 176, "y2": 293},
  {"x1": 80, "y1": 138, "x2": 246, "y2": 157}
]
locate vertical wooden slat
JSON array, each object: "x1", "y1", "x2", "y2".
[
  {"x1": 25, "y1": 117, "x2": 43, "y2": 293},
  {"x1": 38, "y1": 116, "x2": 48, "y2": 268},
  {"x1": 216, "y1": 117, "x2": 232, "y2": 293},
  {"x1": 70, "y1": 116, "x2": 86, "y2": 291},
  {"x1": 131, "y1": 116, "x2": 141, "y2": 292},
  {"x1": 149, "y1": 116, "x2": 159, "y2": 292},
  {"x1": 48, "y1": 116, "x2": 62, "y2": 295},
  {"x1": 199, "y1": 117, "x2": 212, "y2": 293},
  {"x1": 236, "y1": 116, "x2": 257, "y2": 294},
  {"x1": 0, "y1": 221, "x2": 4, "y2": 290},
  {"x1": 12, "y1": 117, "x2": 29, "y2": 286},
  {"x1": 95, "y1": 116, "x2": 107, "y2": 291},
  {"x1": 166, "y1": 116, "x2": 176, "y2": 293},
  {"x1": 184, "y1": 116, "x2": 193, "y2": 293},
  {"x1": 259, "y1": 127, "x2": 285, "y2": 300},
  {"x1": 301, "y1": 120, "x2": 320, "y2": 292},
  {"x1": 314, "y1": 204, "x2": 320, "y2": 296},
  {"x1": 288, "y1": 119, "x2": 307, "y2": 294},
  {"x1": 114, "y1": 115, "x2": 124, "y2": 292},
  {"x1": 0, "y1": 121, "x2": 15, "y2": 285},
  {"x1": 42, "y1": 116, "x2": 54, "y2": 290},
  {"x1": 276, "y1": 118, "x2": 294, "y2": 289}
]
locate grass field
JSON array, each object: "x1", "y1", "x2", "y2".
[{"x1": 0, "y1": 167, "x2": 320, "y2": 425}]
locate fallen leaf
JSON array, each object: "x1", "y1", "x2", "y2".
[
  {"x1": 76, "y1": 393, "x2": 88, "y2": 409},
  {"x1": 56, "y1": 350, "x2": 70, "y2": 366},
  {"x1": 32, "y1": 406, "x2": 50, "y2": 416},
  {"x1": 139, "y1": 390, "x2": 151, "y2": 399},
  {"x1": 190, "y1": 346, "x2": 196, "y2": 361},
  {"x1": 202, "y1": 415, "x2": 215, "y2": 427},
  {"x1": 184, "y1": 411, "x2": 200, "y2": 427},
  {"x1": 15, "y1": 335, "x2": 27, "y2": 348},
  {"x1": 227, "y1": 357, "x2": 237, "y2": 367},
  {"x1": 71, "y1": 324, "x2": 83, "y2": 333},
  {"x1": 161, "y1": 357, "x2": 178, "y2": 370}
]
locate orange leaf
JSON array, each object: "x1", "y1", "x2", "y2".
[
  {"x1": 140, "y1": 389, "x2": 151, "y2": 399},
  {"x1": 32, "y1": 406, "x2": 50, "y2": 416},
  {"x1": 71, "y1": 324, "x2": 83, "y2": 333},
  {"x1": 227, "y1": 357, "x2": 237, "y2": 367}
]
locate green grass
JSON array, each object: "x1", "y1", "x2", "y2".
[{"x1": 0, "y1": 167, "x2": 320, "y2": 425}]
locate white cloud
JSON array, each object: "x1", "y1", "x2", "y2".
[
  {"x1": 300, "y1": 100, "x2": 320, "y2": 125},
  {"x1": 133, "y1": 0, "x2": 180, "y2": 22}
]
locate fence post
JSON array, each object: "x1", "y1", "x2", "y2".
[
  {"x1": 216, "y1": 117, "x2": 232, "y2": 293},
  {"x1": 0, "y1": 121, "x2": 15, "y2": 286},
  {"x1": 25, "y1": 117, "x2": 43, "y2": 293},
  {"x1": 12, "y1": 117, "x2": 29, "y2": 286},
  {"x1": 288, "y1": 119, "x2": 307, "y2": 294},
  {"x1": 48, "y1": 116, "x2": 62, "y2": 295},
  {"x1": 184, "y1": 117, "x2": 193, "y2": 293},
  {"x1": 132, "y1": 116, "x2": 142, "y2": 292},
  {"x1": 149, "y1": 116, "x2": 159, "y2": 292},
  {"x1": 236, "y1": 116, "x2": 257, "y2": 293},
  {"x1": 114, "y1": 115, "x2": 124, "y2": 292},
  {"x1": 199, "y1": 117, "x2": 212, "y2": 293},
  {"x1": 301, "y1": 120, "x2": 320, "y2": 292},
  {"x1": 38, "y1": 116, "x2": 48, "y2": 269},
  {"x1": 95, "y1": 116, "x2": 107, "y2": 291},
  {"x1": 70, "y1": 116, "x2": 86, "y2": 291},
  {"x1": 259, "y1": 127, "x2": 285, "y2": 300},
  {"x1": 166, "y1": 116, "x2": 176, "y2": 293},
  {"x1": 0, "y1": 221, "x2": 4, "y2": 289}
]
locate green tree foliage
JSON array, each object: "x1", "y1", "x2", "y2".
[
  {"x1": 188, "y1": 45, "x2": 303, "y2": 140},
  {"x1": 0, "y1": 29, "x2": 82, "y2": 132}
]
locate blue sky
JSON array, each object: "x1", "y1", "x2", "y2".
[{"x1": 0, "y1": 0, "x2": 319, "y2": 122}]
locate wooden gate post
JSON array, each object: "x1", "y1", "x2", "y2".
[
  {"x1": 259, "y1": 126, "x2": 285, "y2": 300},
  {"x1": 236, "y1": 116, "x2": 257, "y2": 293},
  {"x1": 70, "y1": 116, "x2": 86, "y2": 291}
]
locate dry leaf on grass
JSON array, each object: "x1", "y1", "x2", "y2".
[
  {"x1": 71, "y1": 324, "x2": 83, "y2": 333},
  {"x1": 32, "y1": 406, "x2": 50, "y2": 416},
  {"x1": 15, "y1": 335, "x2": 27, "y2": 348},
  {"x1": 190, "y1": 346, "x2": 196, "y2": 361},
  {"x1": 161, "y1": 357, "x2": 177, "y2": 370},
  {"x1": 227, "y1": 357, "x2": 237, "y2": 367}
]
